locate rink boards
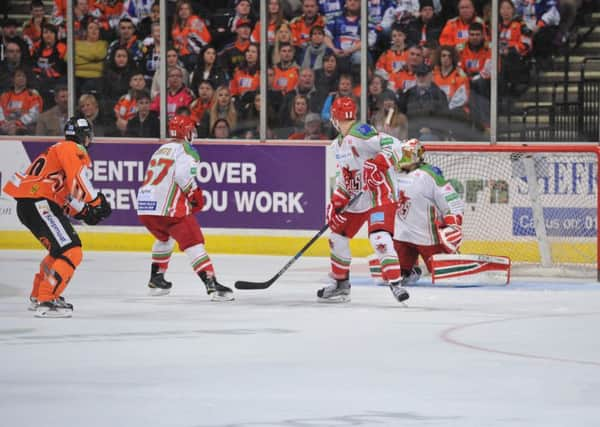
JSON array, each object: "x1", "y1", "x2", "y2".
[{"x1": 0, "y1": 138, "x2": 596, "y2": 264}]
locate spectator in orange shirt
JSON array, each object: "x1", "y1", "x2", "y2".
[
  {"x1": 458, "y1": 22, "x2": 491, "y2": 129},
  {"x1": 433, "y1": 45, "x2": 469, "y2": 116},
  {"x1": 290, "y1": 0, "x2": 327, "y2": 49},
  {"x1": 272, "y1": 42, "x2": 299, "y2": 94},
  {"x1": 375, "y1": 24, "x2": 409, "y2": 82},
  {"x1": 251, "y1": 0, "x2": 287, "y2": 45},
  {"x1": 190, "y1": 80, "x2": 215, "y2": 126},
  {"x1": 114, "y1": 71, "x2": 147, "y2": 135},
  {"x1": 390, "y1": 44, "x2": 424, "y2": 93},
  {"x1": 498, "y1": 0, "x2": 532, "y2": 96},
  {"x1": 229, "y1": 43, "x2": 260, "y2": 101},
  {"x1": 439, "y1": 0, "x2": 486, "y2": 47},
  {"x1": 171, "y1": 0, "x2": 211, "y2": 71},
  {"x1": 0, "y1": 69, "x2": 43, "y2": 135}
]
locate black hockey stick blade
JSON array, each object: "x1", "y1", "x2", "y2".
[
  {"x1": 234, "y1": 223, "x2": 330, "y2": 290},
  {"x1": 234, "y1": 192, "x2": 362, "y2": 290}
]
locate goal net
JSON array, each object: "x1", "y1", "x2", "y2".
[{"x1": 424, "y1": 144, "x2": 599, "y2": 279}]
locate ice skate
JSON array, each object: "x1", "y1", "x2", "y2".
[
  {"x1": 317, "y1": 279, "x2": 351, "y2": 303},
  {"x1": 148, "y1": 273, "x2": 172, "y2": 296},
  {"x1": 28, "y1": 296, "x2": 39, "y2": 311},
  {"x1": 35, "y1": 299, "x2": 73, "y2": 318},
  {"x1": 200, "y1": 272, "x2": 234, "y2": 301},
  {"x1": 389, "y1": 280, "x2": 410, "y2": 303},
  {"x1": 403, "y1": 266, "x2": 422, "y2": 286}
]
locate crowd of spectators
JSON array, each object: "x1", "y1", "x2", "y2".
[{"x1": 0, "y1": 0, "x2": 594, "y2": 139}]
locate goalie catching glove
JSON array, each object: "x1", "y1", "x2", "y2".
[
  {"x1": 187, "y1": 188, "x2": 204, "y2": 213},
  {"x1": 74, "y1": 192, "x2": 112, "y2": 225},
  {"x1": 362, "y1": 153, "x2": 392, "y2": 191},
  {"x1": 437, "y1": 214, "x2": 463, "y2": 253},
  {"x1": 326, "y1": 189, "x2": 350, "y2": 233}
]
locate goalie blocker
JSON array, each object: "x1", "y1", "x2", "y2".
[{"x1": 431, "y1": 254, "x2": 511, "y2": 286}]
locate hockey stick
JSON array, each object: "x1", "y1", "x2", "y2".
[{"x1": 235, "y1": 192, "x2": 362, "y2": 290}]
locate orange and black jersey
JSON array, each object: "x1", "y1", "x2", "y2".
[{"x1": 3, "y1": 140, "x2": 99, "y2": 215}]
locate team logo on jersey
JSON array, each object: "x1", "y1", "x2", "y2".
[
  {"x1": 397, "y1": 190, "x2": 411, "y2": 218},
  {"x1": 341, "y1": 166, "x2": 360, "y2": 192}
]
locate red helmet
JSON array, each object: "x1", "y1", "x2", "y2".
[
  {"x1": 168, "y1": 115, "x2": 197, "y2": 142},
  {"x1": 331, "y1": 97, "x2": 357, "y2": 121}
]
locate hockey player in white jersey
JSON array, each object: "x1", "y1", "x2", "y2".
[
  {"x1": 391, "y1": 139, "x2": 464, "y2": 281},
  {"x1": 136, "y1": 115, "x2": 234, "y2": 301},
  {"x1": 317, "y1": 96, "x2": 409, "y2": 303}
]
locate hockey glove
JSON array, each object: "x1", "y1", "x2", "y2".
[
  {"x1": 187, "y1": 188, "x2": 205, "y2": 213},
  {"x1": 326, "y1": 203, "x2": 347, "y2": 233},
  {"x1": 75, "y1": 192, "x2": 112, "y2": 225},
  {"x1": 326, "y1": 189, "x2": 350, "y2": 233},
  {"x1": 363, "y1": 153, "x2": 392, "y2": 191},
  {"x1": 437, "y1": 214, "x2": 463, "y2": 254}
]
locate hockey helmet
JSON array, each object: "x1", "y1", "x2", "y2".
[
  {"x1": 64, "y1": 117, "x2": 94, "y2": 147},
  {"x1": 168, "y1": 115, "x2": 197, "y2": 142},
  {"x1": 331, "y1": 97, "x2": 357, "y2": 122},
  {"x1": 398, "y1": 138, "x2": 424, "y2": 168}
]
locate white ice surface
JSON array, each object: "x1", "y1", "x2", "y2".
[{"x1": 1, "y1": 250, "x2": 600, "y2": 427}]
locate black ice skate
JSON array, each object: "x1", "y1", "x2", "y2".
[
  {"x1": 148, "y1": 264, "x2": 172, "y2": 296},
  {"x1": 199, "y1": 271, "x2": 234, "y2": 301},
  {"x1": 317, "y1": 278, "x2": 351, "y2": 302},
  {"x1": 389, "y1": 280, "x2": 410, "y2": 303},
  {"x1": 35, "y1": 298, "x2": 73, "y2": 318}
]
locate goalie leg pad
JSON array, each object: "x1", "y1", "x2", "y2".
[
  {"x1": 369, "y1": 231, "x2": 401, "y2": 282},
  {"x1": 430, "y1": 254, "x2": 511, "y2": 286}
]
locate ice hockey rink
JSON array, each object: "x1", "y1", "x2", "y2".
[{"x1": 1, "y1": 250, "x2": 600, "y2": 427}]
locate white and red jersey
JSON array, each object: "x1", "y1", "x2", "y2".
[
  {"x1": 331, "y1": 125, "x2": 404, "y2": 213},
  {"x1": 393, "y1": 164, "x2": 464, "y2": 245},
  {"x1": 136, "y1": 141, "x2": 200, "y2": 217}
]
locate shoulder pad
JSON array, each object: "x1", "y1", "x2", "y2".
[
  {"x1": 349, "y1": 122, "x2": 378, "y2": 139},
  {"x1": 419, "y1": 163, "x2": 446, "y2": 185},
  {"x1": 183, "y1": 142, "x2": 200, "y2": 161}
]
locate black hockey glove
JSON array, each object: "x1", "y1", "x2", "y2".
[{"x1": 74, "y1": 192, "x2": 112, "y2": 225}]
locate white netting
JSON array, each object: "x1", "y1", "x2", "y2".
[{"x1": 425, "y1": 145, "x2": 598, "y2": 277}]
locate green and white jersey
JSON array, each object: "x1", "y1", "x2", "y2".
[
  {"x1": 136, "y1": 141, "x2": 200, "y2": 217},
  {"x1": 393, "y1": 164, "x2": 464, "y2": 245},
  {"x1": 332, "y1": 123, "x2": 402, "y2": 212}
]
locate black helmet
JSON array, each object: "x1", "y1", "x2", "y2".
[{"x1": 64, "y1": 117, "x2": 94, "y2": 146}]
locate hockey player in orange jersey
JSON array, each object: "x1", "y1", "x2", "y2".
[
  {"x1": 3, "y1": 117, "x2": 112, "y2": 317},
  {"x1": 136, "y1": 115, "x2": 234, "y2": 301}
]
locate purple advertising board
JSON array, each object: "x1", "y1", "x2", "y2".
[{"x1": 22, "y1": 141, "x2": 326, "y2": 230}]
